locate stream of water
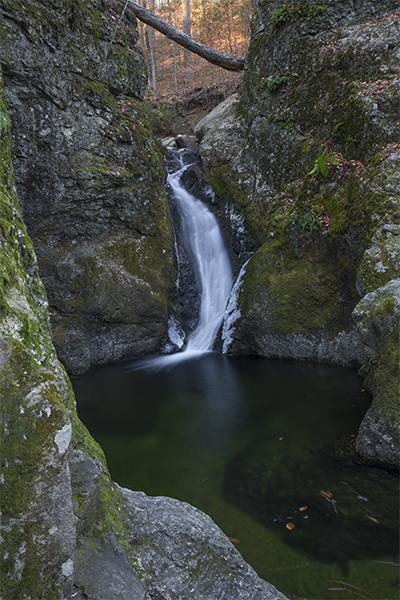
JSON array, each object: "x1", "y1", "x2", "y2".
[{"x1": 73, "y1": 152, "x2": 399, "y2": 599}]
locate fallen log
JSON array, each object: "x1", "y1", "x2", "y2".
[{"x1": 124, "y1": 0, "x2": 246, "y2": 71}]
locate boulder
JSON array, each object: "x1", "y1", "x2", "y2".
[
  {"x1": 176, "y1": 134, "x2": 198, "y2": 149},
  {"x1": 353, "y1": 280, "x2": 400, "y2": 466},
  {"x1": 194, "y1": 93, "x2": 238, "y2": 141},
  {"x1": 161, "y1": 136, "x2": 178, "y2": 148},
  {"x1": 0, "y1": 64, "x2": 76, "y2": 600},
  {"x1": 118, "y1": 488, "x2": 288, "y2": 600}
]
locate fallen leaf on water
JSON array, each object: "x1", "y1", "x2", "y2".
[
  {"x1": 320, "y1": 490, "x2": 334, "y2": 499},
  {"x1": 367, "y1": 516, "x2": 379, "y2": 524},
  {"x1": 228, "y1": 537, "x2": 240, "y2": 544},
  {"x1": 326, "y1": 580, "x2": 372, "y2": 597},
  {"x1": 286, "y1": 523, "x2": 295, "y2": 530},
  {"x1": 299, "y1": 506, "x2": 308, "y2": 511}
]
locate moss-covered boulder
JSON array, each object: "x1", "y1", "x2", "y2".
[
  {"x1": 0, "y1": 0, "x2": 175, "y2": 374},
  {"x1": 0, "y1": 62, "x2": 76, "y2": 599},
  {"x1": 353, "y1": 280, "x2": 400, "y2": 465},
  {"x1": 198, "y1": 0, "x2": 400, "y2": 464}
]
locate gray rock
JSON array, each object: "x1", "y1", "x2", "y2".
[
  {"x1": 161, "y1": 136, "x2": 179, "y2": 148},
  {"x1": 194, "y1": 94, "x2": 239, "y2": 141},
  {"x1": 356, "y1": 403, "x2": 399, "y2": 467},
  {"x1": 119, "y1": 488, "x2": 288, "y2": 600},
  {"x1": 176, "y1": 134, "x2": 198, "y2": 149},
  {"x1": 356, "y1": 213, "x2": 400, "y2": 297},
  {"x1": 353, "y1": 280, "x2": 400, "y2": 466},
  {"x1": 0, "y1": 66, "x2": 76, "y2": 599},
  {"x1": 74, "y1": 539, "x2": 147, "y2": 600}
]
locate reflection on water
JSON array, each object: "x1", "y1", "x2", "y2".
[{"x1": 73, "y1": 354, "x2": 399, "y2": 599}]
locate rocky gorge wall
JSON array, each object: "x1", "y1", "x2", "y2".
[
  {"x1": 196, "y1": 0, "x2": 400, "y2": 466},
  {"x1": 1, "y1": 0, "x2": 399, "y2": 596},
  {"x1": 0, "y1": 59, "x2": 288, "y2": 600},
  {"x1": 0, "y1": 2, "x2": 293, "y2": 598},
  {"x1": 1, "y1": 0, "x2": 176, "y2": 375}
]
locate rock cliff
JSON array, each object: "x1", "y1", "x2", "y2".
[
  {"x1": 1, "y1": 0, "x2": 175, "y2": 375},
  {"x1": 197, "y1": 0, "x2": 399, "y2": 466},
  {"x1": 0, "y1": 6, "x2": 288, "y2": 600}
]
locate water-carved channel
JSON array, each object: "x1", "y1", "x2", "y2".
[{"x1": 73, "y1": 152, "x2": 399, "y2": 600}]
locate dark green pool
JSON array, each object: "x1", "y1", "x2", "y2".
[{"x1": 73, "y1": 354, "x2": 399, "y2": 600}]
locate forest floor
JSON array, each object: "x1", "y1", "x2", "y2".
[{"x1": 145, "y1": 75, "x2": 242, "y2": 138}]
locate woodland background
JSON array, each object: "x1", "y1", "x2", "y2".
[{"x1": 130, "y1": 0, "x2": 253, "y2": 98}]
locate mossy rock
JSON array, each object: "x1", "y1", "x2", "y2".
[
  {"x1": 1, "y1": 0, "x2": 178, "y2": 373},
  {"x1": 353, "y1": 280, "x2": 400, "y2": 465}
]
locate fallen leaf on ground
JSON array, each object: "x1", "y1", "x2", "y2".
[
  {"x1": 228, "y1": 537, "x2": 239, "y2": 544},
  {"x1": 299, "y1": 506, "x2": 308, "y2": 511},
  {"x1": 286, "y1": 523, "x2": 295, "y2": 530}
]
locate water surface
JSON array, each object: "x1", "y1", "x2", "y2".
[{"x1": 73, "y1": 354, "x2": 400, "y2": 600}]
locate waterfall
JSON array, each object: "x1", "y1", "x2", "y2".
[
  {"x1": 168, "y1": 150, "x2": 233, "y2": 354},
  {"x1": 135, "y1": 149, "x2": 232, "y2": 370}
]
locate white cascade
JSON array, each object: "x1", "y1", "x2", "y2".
[
  {"x1": 168, "y1": 150, "x2": 233, "y2": 354},
  {"x1": 221, "y1": 257, "x2": 251, "y2": 354}
]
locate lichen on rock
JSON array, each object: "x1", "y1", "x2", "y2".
[{"x1": 0, "y1": 63, "x2": 76, "y2": 600}]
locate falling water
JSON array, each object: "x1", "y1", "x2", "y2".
[
  {"x1": 135, "y1": 149, "x2": 233, "y2": 369},
  {"x1": 169, "y1": 150, "x2": 233, "y2": 353}
]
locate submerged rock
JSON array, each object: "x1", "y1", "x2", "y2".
[{"x1": 1, "y1": 0, "x2": 175, "y2": 374}]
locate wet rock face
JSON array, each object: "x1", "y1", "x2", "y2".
[
  {"x1": 1, "y1": 0, "x2": 175, "y2": 374},
  {"x1": 198, "y1": 0, "x2": 400, "y2": 464}
]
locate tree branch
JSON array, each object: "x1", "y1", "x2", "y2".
[{"x1": 125, "y1": 1, "x2": 246, "y2": 71}]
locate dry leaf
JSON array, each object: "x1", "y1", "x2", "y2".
[
  {"x1": 228, "y1": 537, "x2": 240, "y2": 544},
  {"x1": 367, "y1": 516, "x2": 379, "y2": 524},
  {"x1": 286, "y1": 523, "x2": 295, "y2": 530},
  {"x1": 299, "y1": 506, "x2": 308, "y2": 511},
  {"x1": 325, "y1": 491, "x2": 333, "y2": 499}
]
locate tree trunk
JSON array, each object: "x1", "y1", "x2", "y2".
[
  {"x1": 243, "y1": 0, "x2": 249, "y2": 45},
  {"x1": 183, "y1": 0, "x2": 191, "y2": 73},
  {"x1": 145, "y1": 24, "x2": 157, "y2": 94},
  {"x1": 124, "y1": 0, "x2": 245, "y2": 71},
  {"x1": 167, "y1": 0, "x2": 178, "y2": 91}
]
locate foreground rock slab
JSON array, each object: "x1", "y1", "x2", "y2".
[{"x1": 118, "y1": 488, "x2": 289, "y2": 600}]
